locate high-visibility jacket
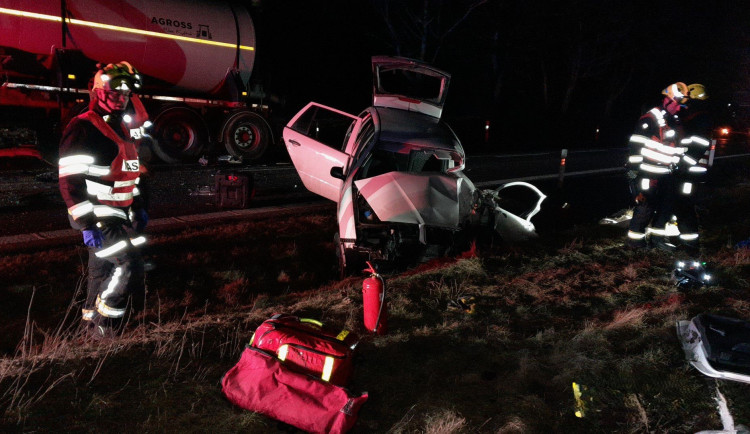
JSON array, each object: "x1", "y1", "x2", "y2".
[
  {"x1": 58, "y1": 108, "x2": 145, "y2": 230},
  {"x1": 677, "y1": 104, "x2": 713, "y2": 190},
  {"x1": 627, "y1": 107, "x2": 685, "y2": 192}
]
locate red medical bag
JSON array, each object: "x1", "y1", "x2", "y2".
[
  {"x1": 249, "y1": 313, "x2": 357, "y2": 387},
  {"x1": 221, "y1": 346, "x2": 368, "y2": 434}
]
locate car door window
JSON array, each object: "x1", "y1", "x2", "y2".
[
  {"x1": 352, "y1": 117, "x2": 375, "y2": 163},
  {"x1": 289, "y1": 105, "x2": 355, "y2": 152}
]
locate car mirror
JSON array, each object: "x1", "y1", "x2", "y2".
[{"x1": 330, "y1": 166, "x2": 345, "y2": 180}]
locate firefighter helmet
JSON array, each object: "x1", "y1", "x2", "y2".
[
  {"x1": 92, "y1": 61, "x2": 142, "y2": 93},
  {"x1": 661, "y1": 82, "x2": 688, "y2": 104},
  {"x1": 688, "y1": 83, "x2": 708, "y2": 100}
]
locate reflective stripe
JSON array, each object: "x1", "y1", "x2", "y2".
[
  {"x1": 628, "y1": 230, "x2": 646, "y2": 240},
  {"x1": 96, "y1": 296, "x2": 126, "y2": 318},
  {"x1": 631, "y1": 135, "x2": 685, "y2": 155},
  {"x1": 86, "y1": 179, "x2": 135, "y2": 201},
  {"x1": 72, "y1": 203, "x2": 127, "y2": 221},
  {"x1": 130, "y1": 236, "x2": 147, "y2": 246},
  {"x1": 665, "y1": 130, "x2": 675, "y2": 138},
  {"x1": 59, "y1": 155, "x2": 95, "y2": 166},
  {"x1": 681, "y1": 135, "x2": 710, "y2": 147},
  {"x1": 59, "y1": 163, "x2": 90, "y2": 176},
  {"x1": 680, "y1": 233, "x2": 699, "y2": 241},
  {"x1": 93, "y1": 205, "x2": 128, "y2": 219},
  {"x1": 682, "y1": 182, "x2": 693, "y2": 195},
  {"x1": 89, "y1": 165, "x2": 111, "y2": 176},
  {"x1": 641, "y1": 148, "x2": 678, "y2": 165},
  {"x1": 336, "y1": 330, "x2": 350, "y2": 341},
  {"x1": 81, "y1": 308, "x2": 96, "y2": 321},
  {"x1": 640, "y1": 178, "x2": 650, "y2": 190},
  {"x1": 681, "y1": 155, "x2": 697, "y2": 166},
  {"x1": 114, "y1": 179, "x2": 137, "y2": 188},
  {"x1": 321, "y1": 356, "x2": 334, "y2": 382},
  {"x1": 58, "y1": 155, "x2": 111, "y2": 177},
  {"x1": 628, "y1": 155, "x2": 643, "y2": 164},
  {"x1": 648, "y1": 108, "x2": 666, "y2": 127},
  {"x1": 95, "y1": 240, "x2": 128, "y2": 258},
  {"x1": 69, "y1": 200, "x2": 94, "y2": 218},
  {"x1": 639, "y1": 164, "x2": 670, "y2": 174},
  {"x1": 689, "y1": 166, "x2": 707, "y2": 173},
  {"x1": 277, "y1": 344, "x2": 289, "y2": 361},
  {"x1": 101, "y1": 266, "x2": 123, "y2": 300}
]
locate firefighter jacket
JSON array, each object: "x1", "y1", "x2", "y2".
[
  {"x1": 677, "y1": 102, "x2": 712, "y2": 187},
  {"x1": 58, "y1": 107, "x2": 145, "y2": 231},
  {"x1": 627, "y1": 106, "x2": 685, "y2": 192}
]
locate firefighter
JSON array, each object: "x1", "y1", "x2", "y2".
[
  {"x1": 625, "y1": 82, "x2": 688, "y2": 249},
  {"x1": 58, "y1": 61, "x2": 150, "y2": 339},
  {"x1": 671, "y1": 83, "x2": 713, "y2": 255}
]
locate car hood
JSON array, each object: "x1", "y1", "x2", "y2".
[{"x1": 354, "y1": 172, "x2": 474, "y2": 228}]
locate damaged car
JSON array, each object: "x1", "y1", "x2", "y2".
[{"x1": 283, "y1": 56, "x2": 545, "y2": 276}]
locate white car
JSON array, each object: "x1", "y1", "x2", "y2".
[{"x1": 283, "y1": 56, "x2": 545, "y2": 276}]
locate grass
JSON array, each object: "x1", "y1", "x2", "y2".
[{"x1": 1, "y1": 177, "x2": 750, "y2": 432}]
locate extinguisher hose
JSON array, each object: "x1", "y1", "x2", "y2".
[{"x1": 373, "y1": 274, "x2": 386, "y2": 333}]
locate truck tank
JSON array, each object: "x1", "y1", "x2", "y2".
[{"x1": 0, "y1": 0, "x2": 273, "y2": 164}]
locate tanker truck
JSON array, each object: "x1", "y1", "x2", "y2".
[{"x1": 0, "y1": 0, "x2": 275, "y2": 165}]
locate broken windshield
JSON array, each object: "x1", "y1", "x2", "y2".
[{"x1": 360, "y1": 147, "x2": 463, "y2": 179}]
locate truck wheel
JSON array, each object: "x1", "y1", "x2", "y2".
[
  {"x1": 152, "y1": 106, "x2": 209, "y2": 163},
  {"x1": 221, "y1": 110, "x2": 272, "y2": 161}
]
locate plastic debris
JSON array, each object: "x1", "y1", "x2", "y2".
[
  {"x1": 571, "y1": 382, "x2": 592, "y2": 418},
  {"x1": 447, "y1": 296, "x2": 476, "y2": 314}
]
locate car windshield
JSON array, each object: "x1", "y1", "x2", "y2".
[{"x1": 360, "y1": 146, "x2": 463, "y2": 179}]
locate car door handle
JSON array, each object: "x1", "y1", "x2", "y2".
[{"x1": 288, "y1": 139, "x2": 301, "y2": 147}]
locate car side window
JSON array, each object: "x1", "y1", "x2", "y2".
[
  {"x1": 290, "y1": 106, "x2": 355, "y2": 152},
  {"x1": 353, "y1": 118, "x2": 375, "y2": 163}
]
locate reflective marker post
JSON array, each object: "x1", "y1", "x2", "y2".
[{"x1": 558, "y1": 148, "x2": 568, "y2": 189}]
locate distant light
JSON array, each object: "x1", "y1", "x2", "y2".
[
  {"x1": 67, "y1": 74, "x2": 76, "y2": 80},
  {"x1": 703, "y1": 274, "x2": 711, "y2": 281},
  {"x1": 720, "y1": 128, "x2": 730, "y2": 136}
]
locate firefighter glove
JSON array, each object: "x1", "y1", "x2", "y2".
[
  {"x1": 133, "y1": 209, "x2": 149, "y2": 233},
  {"x1": 82, "y1": 228, "x2": 104, "y2": 248}
]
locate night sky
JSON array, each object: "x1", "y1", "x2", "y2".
[{"x1": 250, "y1": 0, "x2": 750, "y2": 152}]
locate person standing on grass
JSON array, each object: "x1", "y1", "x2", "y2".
[
  {"x1": 58, "y1": 61, "x2": 150, "y2": 339},
  {"x1": 625, "y1": 82, "x2": 688, "y2": 250},
  {"x1": 669, "y1": 83, "x2": 713, "y2": 256}
]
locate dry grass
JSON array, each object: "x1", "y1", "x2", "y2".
[{"x1": 1, "y1": 180, "x2": 750, "y2": 432}]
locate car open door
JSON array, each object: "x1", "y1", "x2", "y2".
[
  {"x1": 372, "y1": 56, "x2": 451, "y2": 119},
  {"x1": 283, "y1": 102, "x2": 361, "y2": 202}
]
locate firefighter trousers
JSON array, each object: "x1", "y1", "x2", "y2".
[{"x1": 82, "y1": 224, "x2": 145, "y2": 327}]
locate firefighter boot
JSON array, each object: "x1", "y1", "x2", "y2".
[{"x1": 84, "y1": 315, "x2": 118, "y2": 341}]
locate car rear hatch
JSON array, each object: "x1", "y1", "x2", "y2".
[{"x1": 371, "y1": 56, "x2": 451, "y2": 119}]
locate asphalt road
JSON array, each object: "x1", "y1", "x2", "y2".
[{"x1": 0, "y1": 145, "x2": 748, "y2": 241}]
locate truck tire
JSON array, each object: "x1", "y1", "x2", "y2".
[
  {"x1": 152, "y1": 106, "x2": 209, "y2": 164},
  {"x1": 221, "y1": 110, "x2": 272, "y2": 161}
]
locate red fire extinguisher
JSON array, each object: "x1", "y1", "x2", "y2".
[{"x1": 363, "y1": 261, "x2": 387, "y2": 335}]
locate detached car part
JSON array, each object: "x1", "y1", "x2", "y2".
[{"x1": 676, "y1": 313, "x2": 750, "y2": 384}]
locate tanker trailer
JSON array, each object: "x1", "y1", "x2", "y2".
[{"x1": 0, "y1": 0, "x2": 274, "y2": 165}]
